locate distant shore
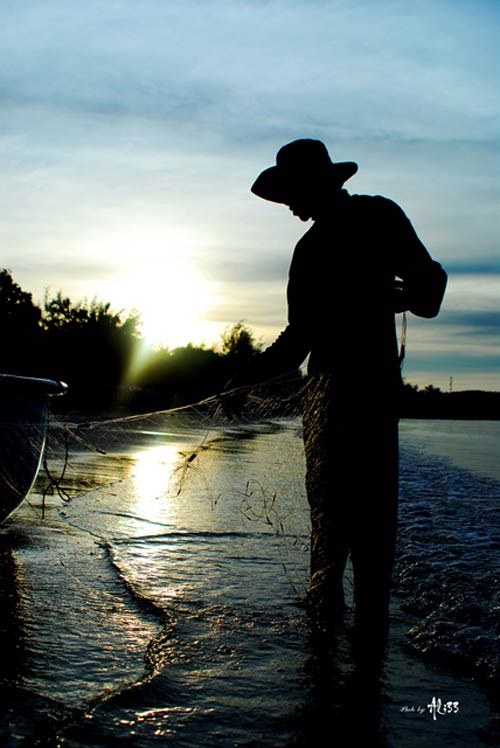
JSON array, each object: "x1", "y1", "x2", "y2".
[
  {"x1": 50, "y1": 386, "x2": 500, "y2": 422},
  {"x1": 399, "y1": 388, "x2": 500, "y2": 420}
]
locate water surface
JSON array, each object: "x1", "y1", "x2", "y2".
[{"x1": 0, "y1": 417, "x2": 499, "y2": 746}]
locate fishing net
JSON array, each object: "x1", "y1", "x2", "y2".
[
  {"x1": 2, "y1": 312, "x2": 408, "y2": 595},
  {"x1": 39, "y1": 374, "x2": 300, "y2": 484},
  {"x1": 10, "y1": 311, "x2": 408, "y2": 534},
  {"x1": 23, "y1": 371, "x2": 311, "y2": 593}
]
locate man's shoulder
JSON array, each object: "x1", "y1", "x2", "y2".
[
  {"x1": 349, "y1": 193, "x2": 410, "y2": 225},
  {"x1": 350, "y1": 193, "x2": 401, "y2": 211}
]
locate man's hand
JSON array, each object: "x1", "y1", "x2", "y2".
[{"x1": 394, "y1": 280, "x2": 409, "y2": 313}]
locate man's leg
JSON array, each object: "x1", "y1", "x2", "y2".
[
  {"x1": 303, "y1": 374, "x2": 350, "y2": 618},
  {"x1": 349, "y1": 417, "x2": 399, "y2": 651}
]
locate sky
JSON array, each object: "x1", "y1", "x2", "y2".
[{"x1": 1, "y1": 0, "x2": 499, "y2": 391}]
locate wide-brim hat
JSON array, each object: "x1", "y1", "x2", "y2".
[{"x1": 251, "y1": 139, "x2": 358, "y2": 204}]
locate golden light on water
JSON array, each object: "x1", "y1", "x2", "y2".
[
  {"x1": 128, "y1": 441, "x2": 190, "y2": 603},
  {"x1": 130, "y1": 442, "x2": 184, "y2": 521}
]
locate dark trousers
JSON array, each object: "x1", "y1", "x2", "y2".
[{"x1": 302, "y1": 374, "x2": 399, "y2": 628}]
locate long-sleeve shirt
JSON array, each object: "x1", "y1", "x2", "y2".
[{"x1": 255, "y1": 190, "x2": 447, "y2": 406}]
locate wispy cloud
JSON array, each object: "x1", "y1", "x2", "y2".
[
  {"x1": 1, "y1": 0, "x2": 498, "y2": 388},
  {"x1": 438, "y1": 310, "x2": 500, "y2": 334},
  {"x1": 3, "y1": 0, "x2": 498, "y2": 141},
  {"x1": 445, "y1": 261, "x2": 500, "y2": 276}
]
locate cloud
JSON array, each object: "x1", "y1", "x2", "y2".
[
  {"x1": 436, "y1": 310, "x2": 500, "y2": 335},
  {"x1": 206, "y1": 283, "x2": 287, "y2": 327},
  {"x1": 3, "y1": 0, "x2": 498, "y2": 143},
  {"x1": 203, "y1": 255, "x2": 290, "y2": 283},
  {"x1": 445, "y1": 260, "x2": 500, "y2": 276},
  {"x1": 2, "y1": 0, "x2": 498, "y2": 386}
]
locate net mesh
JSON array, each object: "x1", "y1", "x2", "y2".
[{"x1": 25, "y1": 374, "x2": 310, "y2": 595}]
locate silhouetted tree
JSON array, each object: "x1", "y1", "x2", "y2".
[
  {"x1": 423, "y1": 384, "x2": 442, "y2": 396},
  {"x1": 220, "y1": 321, "x2": 262, "y2": 382},
  {"x1": 41, "y1": 293, "x2": 141, "y2": 408},
  {"x1": 132, "y1": 343, "x2": 226, "y2": 407},
  {"x1": 220, "y1": 321, "x2": 261, "y2": 360},
  {"x1": 0, "y1": 268, "x2": 43, "y2": 374}
]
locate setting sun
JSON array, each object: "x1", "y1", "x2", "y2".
[
  {"x1": 118, "y1": 259, "x2": 217, "y2": 349},
  {"x1": 92, "y1": 227, "x2": 221, "y2": 350}
]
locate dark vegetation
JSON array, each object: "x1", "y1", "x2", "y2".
[
  {"x1": 400, "y1": 383, "x2": 500, "y2": 420},
  {"x1": 1, "y1": 269, "x2": 498, "y2": 418},
  {"x1": 0, "y1": 270, "x2": 261, "y2": 412}
]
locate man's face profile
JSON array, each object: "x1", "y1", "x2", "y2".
[
  {"x1": 285, "y1": 182, "x2": 316, "y2": 221},
  {"x1": 285, "y1": 175, "x2": 342, "y2": 221},
  {"x1": 287, "y1": 201, "x2": 313, "y2": 221}
]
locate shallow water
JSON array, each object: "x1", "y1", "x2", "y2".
[
  {"x1": 400, "y1": 419, "x2": 500, "y2": 483},
  {"x1": 0, "y1": 418, "x2": 499, "y2": 746}
]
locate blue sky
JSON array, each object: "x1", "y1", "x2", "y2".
[{"x1": 1, "y1": 0, "x2": 499, "y2": 390}]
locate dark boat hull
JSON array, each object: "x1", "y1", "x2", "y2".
[{"x1": 0, "y1": 375, "x2": 66, "y2": 523}]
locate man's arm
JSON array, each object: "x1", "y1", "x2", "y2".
[
  {"x1": 224, "y1": 323, "x2": 309, "y2": 392},
  {"x1": 398, "y1": 261, "x2": 447, "y2": 318},
  {"x1": 384, "y1": 198, "x2": 447, "y2": 318},
  {"x1": 254, "y1": 323, "x2": 310, "y2": 378}
]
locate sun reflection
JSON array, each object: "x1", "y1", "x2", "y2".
[{"x1": 130, "y1": 443, "x2": 184, "y2": 523}]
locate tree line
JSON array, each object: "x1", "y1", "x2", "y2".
[
  {"x1": 0, "y1": 269, "x2": 261, "y2": 412},
  {"x1": 400, "y1": 382, "x2": 500, "y2": 420},
  {"x1": 1, "y1": 269, "x2": 496, "y2": 418}
]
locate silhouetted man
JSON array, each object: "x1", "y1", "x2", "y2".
[{"x1": 243, "y1": 139, "x2": 447, "y2": 646}]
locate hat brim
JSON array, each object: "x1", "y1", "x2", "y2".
[{"x1": 251, "y1": 161, "x2": 358, "y2": 204}]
